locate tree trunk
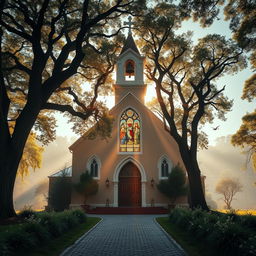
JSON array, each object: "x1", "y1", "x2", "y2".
[
  {"x1": 180, "y1": 150, "x2": 209, "y2": 211},
  {"x1": 0, "y1": 143, "x2": 22, "y2": 219},
  {"x1": 0, "y1": 104, "x2": 41, "y2": 220},
  {"x1": 0, "y1": 163, "x2": 17, "y2": 219}
]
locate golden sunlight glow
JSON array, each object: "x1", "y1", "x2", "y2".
[
  {"x1": 145, "y1": 84, "x2": 156, "y2": 103},
  {"x1": 217, "y1": 209, "x2": 256, "y2": 216}
]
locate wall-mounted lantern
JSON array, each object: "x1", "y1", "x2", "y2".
[
  {"x1": 151, "y1": 178, "x2": 155, "y2": 187},
  {"x1": 105, "y1": 178, "x2": 110, "y2": 187}
]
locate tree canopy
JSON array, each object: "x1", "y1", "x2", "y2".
[
  {"x1": 0, "y1": 0, "x2": 145, "y2": 219},
  {"x1": 226, "y1": 1, "x2": 256, "y2": 171},
  {"x1": 136, "y1": 2, "x2": 246, "y2": 209}
]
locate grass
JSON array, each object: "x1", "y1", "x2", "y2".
[
  {"x1": 156, "y1": 217, "x2": 216, "y2": 256},
  {"x1": 24, "y1": 216, "x2": 101, "y2": 256}
]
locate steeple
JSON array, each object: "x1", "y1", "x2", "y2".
[
  {"x1": 120, "y1": 33, "x2": 140, "y2": 55},
  {"x1": 114, "y1": 17, "x2": 146, "y2": 105}
]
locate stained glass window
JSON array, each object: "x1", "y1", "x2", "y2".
[
  {"x1": 119, "y1": 108, "x2": 140, "y2": 152},
  {"x1": 161, "y1": 159, "x2": 169, "y2": 177},
  {"x1": 90, "y1": 159, "x2": 98, "y2": 177}
]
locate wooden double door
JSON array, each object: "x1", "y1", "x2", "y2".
[{"x1": 118, "y1": 162, "x2": 141, "y2": 207}]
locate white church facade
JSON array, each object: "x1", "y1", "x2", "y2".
[{"x1": 68, "y1": 25, "x2": 189, "y2": 210}]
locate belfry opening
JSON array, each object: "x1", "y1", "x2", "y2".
[{"x1": 125, "y1": 59, "x2": 135, "y2": 81}]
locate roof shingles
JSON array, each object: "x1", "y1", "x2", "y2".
[{"x1": 120, "y1": 33, "x2": 140, "y2": 55}]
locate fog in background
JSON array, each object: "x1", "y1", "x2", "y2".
[
  {"x1": 14, "y1": 136, "x2": 73, "y2": 211},
  {"x1": 13, "y1": 135, "x2": 256, "y2": 211},
  {"x1": 199, "y1": 136, "x2": 256, "y2": 210}
]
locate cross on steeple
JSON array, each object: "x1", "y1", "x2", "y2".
[{"x1": 124, "y1": 16, "x2": 135, "y2": 34}]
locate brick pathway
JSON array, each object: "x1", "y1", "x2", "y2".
[{"x1": 61, "y1": 215, "x2": 187, "y2": 256}]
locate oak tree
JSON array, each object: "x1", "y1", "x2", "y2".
[
  {"x1": 0, "y1": 0, "x2": 144, "y2": 219},
  {"x1": 138, "y1": 2, "x2": 246, "y2": 210},
  {"x1": 227, "y1": 1, "x2": 256, "y2": 170}
]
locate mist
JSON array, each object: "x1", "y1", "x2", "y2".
[
  {"x1": 14, "y1": 136, "x2": 74, "y2": 211},
  {"x1": 199, "y1": 136, "x2": 256, "y2": 209}
]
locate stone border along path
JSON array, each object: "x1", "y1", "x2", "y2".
[{"x1": 61, "y1": 215, "x2": 187, "y2": 256}]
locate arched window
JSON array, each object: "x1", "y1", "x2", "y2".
[
  {"x1": 119, "y1": 108, "x2": 140, "y2": 152},
  {"x1": 90, "y1": 159, "x2": 98, "y2": 178},
  {"x1": 158, "y1": 156, "x2": 172, "y2": 179},
  {"x1": 161, "y1": 159, "x2": 169, "y2": 177},
  {"x1": 124, "y1": 59, "x2": 135, "y2": 81}
]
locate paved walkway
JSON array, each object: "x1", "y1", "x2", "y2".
[{"x1": 61, "y1": 215, "x2": 186, "y2": 256}]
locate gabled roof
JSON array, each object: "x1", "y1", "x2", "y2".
[
  {"x1": 120, "y1": 33, "x2": 140, "y2": 55},
  {"x1": 49, "y1": 166, "x2": 72, "y2": 177},
  {"x1": 69, "y1": 92, "x2": 167, "y2": 151}
]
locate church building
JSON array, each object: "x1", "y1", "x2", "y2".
[{"x1": 68, "y1": 20, "x2": 188, "y2": 211}]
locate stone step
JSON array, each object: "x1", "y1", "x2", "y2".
[{"x1": 82, "y1": 206, "x2": 169, "y2": 214}]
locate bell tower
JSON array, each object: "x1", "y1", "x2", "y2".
[{"x1": 114, "y1": 17, "x2": 146, "y2": 104}]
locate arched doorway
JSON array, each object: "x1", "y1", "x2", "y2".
[{"x1": 118, "y1": 162, "x2": 141, "y2": 207}]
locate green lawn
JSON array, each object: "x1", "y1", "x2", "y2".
[
  {"x1": 26, "y1": 217, "x2": 101, "y2": 256},
  {"x1": 156, "y1": 217, "x2": 215, "y2": 256}
]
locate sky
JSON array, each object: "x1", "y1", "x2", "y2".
[{"x1": 14, "y1": 9, "x2": 256, "y2": 211}]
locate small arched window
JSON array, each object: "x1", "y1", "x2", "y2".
[
  {"x1": 161, "y1": 159, "x2": 169, "y2": 177},
  {"x1": 90, "y1": 159, "x2": 98, "y2": 178},
  {"x1": 125, "y1": 59, "x2": 135, "y2": 81},
  {"x1": 119, "y1": 108, "x2": 140, "y2": 152}
]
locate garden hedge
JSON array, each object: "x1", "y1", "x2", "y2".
[
  {"x1": 169, "y1": 208, "x2": 256, "y2": 256},
  {"x1": 0, "y1": 209, "x2": 87, "y2": 256}
]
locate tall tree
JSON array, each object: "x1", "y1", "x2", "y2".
[
  {"x1": 138, "y1": 3, "x2": 246, "y2": 210},
  {"x1": 216, "y1": 178, "x2": 243, "y2": 210},
  {"x1": 226, "y1": 1, "x2": 256, "y2": 169},
  {"x1": 0, "y1": 0, "x2": 145, "y2": 219}
]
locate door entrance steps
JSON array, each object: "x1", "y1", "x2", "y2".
[{"x1": 81, "y1": 206, "x2": 169, "y2": 214}]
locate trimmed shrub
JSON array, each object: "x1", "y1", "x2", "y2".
[
  {"x1": 240, "y1": 214, "x2": 256, "y2": 230},
  {"x1": 208, "y1": 220, "x2": 248, "y2": 255},
  {"x1": 47, "y1": 216, "x2": 68, "y2": 237},
  {"x1": 71, "y1": 209, "x2": 87, "y2": 223},
  {"x1": 0, "y1": 210, "x2": 87, "y2": 255},
  {"x1": 5, "y1": 230, "x2": 36, "y2": 254},
  {"x1": 169, "y1": 208, "x2": 256, "y2": 256},
  {"x1": 23, "y1": 222, "x2": 51, "y2": 243},
  {"x1": 59, "y1": 211, "x2": 79, "y2": 229},
  {"x1": 170, "y1": 208, "x2": 192, "y2": 229}
]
